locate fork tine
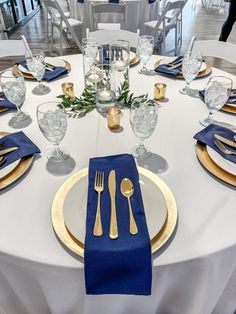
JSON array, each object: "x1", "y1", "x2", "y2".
[
  {"x1": 101, "y1": 172, "x2": 104, "y2": 188},
  {"x1": 94, "y1": 171, "x2": 98, "y2": 189}
]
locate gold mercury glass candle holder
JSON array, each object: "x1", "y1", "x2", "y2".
[
  {"x1": 62, "y1": 82, "x2": 74, "y2": 98},
  {"x1": 154, "y1": 83, "x2": 167, "y2": 100},
  {"x1": 106, "y1": 108, "x2": 121, "y2": 130}
]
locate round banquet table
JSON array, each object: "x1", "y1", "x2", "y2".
[
  {"x1": 69, "y1": 0, "x2": 159, "y2": 37},
  {"x1": 0, "y1": 54, "x2": 236, "y2": 314}
]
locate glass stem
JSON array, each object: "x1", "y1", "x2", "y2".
[
  {"x1": 53, "y1": 143, "x2": 60, "y2": 157},
  {"x1": 207, "y1": 112, "x2": 214, "y2": 123},
  {"x1": 185, "y1": 81, "x2": 190, "y2": 92},
  {"x1": 142, "y1": 60, "x2": 147, "y2": 71},
  {"x1": 138, "y1": 139, "x2": 146, "y2": 155}
]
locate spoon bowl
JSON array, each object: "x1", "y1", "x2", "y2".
[{"x1": 120, "y1": 178, "x2": 138, "y2": 235}]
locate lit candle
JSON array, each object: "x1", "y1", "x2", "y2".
[
  {"x1": 154, "y1": 83, "x2": 167, "y2": 100},
  {"x1": 112, "y1": 59, "x2": 127, "y2": 71},
  {"x1": 86, "y1": 72, "x2": 101, "y2": 83},
  {"x1": 62, "y1": 82, "x2": 74, "y2": 98},
  {"x1": 106, "y1": 107, "x2": 121, "y2": 130},
  {"x1": 97, "y1": 88, "x2": 114, "y2": 101}
]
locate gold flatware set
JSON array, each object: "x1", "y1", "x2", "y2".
[{"x1": 93, "y1": 170, "x2": 138, "y2": 239}]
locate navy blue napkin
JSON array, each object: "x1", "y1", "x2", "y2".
[
  {"x1": 85, "y1": 153, "x2": 152, "y2": 295},
  {"x1": 148, "y1": 0, "x2": 156, "y2": 3},
  {"x1": 109, "y1": 0, "x2": 120, "y2": 2},
  {"x1": 199, "y1": 89, "x2": 236, "y2": 105},
  {"x1": 17, "y1": 61, "x2": 68, "y2": 82},
  {"x1": 194, "y1": 124, "x2": 236, "y2": 164},
  {"x1": 0, "y1": 93, "x2": 16, "y2": 110},
  {"x1": 77, "y1": 0, "x2": 84, "y2": 2},
  {"x1": 154, "y1": 56, "x2": 182, "y2": 76},
  {"x1": 0, "y1": 131, "x2": 40, "y2": 170}
]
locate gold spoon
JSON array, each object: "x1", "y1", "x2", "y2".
[
  {"x1": 120, "y1": 178, "x2": 138, "y2": 235},
  {"x1": 0, "y1": 156, "x2": 6, "y2": 166}
]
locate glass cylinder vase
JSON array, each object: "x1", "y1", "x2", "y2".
[{"x1": 109, "y1": 40, "x2": 130, "y2": 99}]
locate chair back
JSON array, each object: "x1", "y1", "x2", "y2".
[
  {"x1": 91, "y1": 3, "x2": 126, "y2": 31},
  {"x1": 42, "y1": 0, "x2": 82, "y2": 50},
  {"x1": 86, "y1": 29, "x2": 139, "y2": 49},
  {"x1": 0, "y1": 39, "x2": 27, "y2": 57},
  {"x1": 192, "y1": 40, "x2": 236, "y2": 64},
  {"x1": 152, "y1": 0, "x2": 186, "y2": 36}
]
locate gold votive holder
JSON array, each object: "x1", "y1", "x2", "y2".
[
  {"x1": 154, "y1": 83, "x2": 167, "y2": 100},
  {"x1": 62, "y1": 82, "x2": 74, "y2": 98},
  {"x1": 106, "y1": 107, "x2": 121, "y2": 131}
]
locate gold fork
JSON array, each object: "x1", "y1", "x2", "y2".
[
  {"x1": 214, "y1": 138, "x2": 236, "y2": 156},
  {"x1": 93, "y1": 171, "x2": 104, "y2": 236}
]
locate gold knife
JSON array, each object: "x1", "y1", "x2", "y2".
[
  {"x1": 108, "y1": 170, "x2": 118, "y2": 240},
  {"x1": 214, "y1": 134, "x2": 236, "y2": 148},
  {"x1": 0, "y1": 147, "x2": 18, "y2": 157}
]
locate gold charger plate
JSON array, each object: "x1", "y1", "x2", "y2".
[
  {"x1": 51, "y1": 167, "x2": 178, "y2": 258},
  {"x1": 154, "y1": 60, "x2": 212, "y2": 79},
  {"x1": 0, "y1": 132, "x2": 34, "y2": 190},
  {"x1": 195, "y1": 141, "x2": 236, "y2": 187},
  {"x1": 221, "y1": 103, "x2": 236, "y2": 114},
  {"x1": 12, "y1": 59, "x2": 71, "y2": 80}
]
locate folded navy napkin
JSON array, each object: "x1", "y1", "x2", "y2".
[
  {"x1": 194, "y1": 124, "x2": 236, "y2": 164},
  {"x1": 0, "y1": 93, "x2": 16, "y2": 110},
  {"x1": 199, "y1": 89, "x2": 236, "y2": 105},
  {"x1": 0, "y1": 131, "x2": 40, "y2": 170},
  {"x1": 17, "y1": 61, "x2": 68, "y2": 82},
  {"x1": 154, "y1": 56, "x2": 182, "y2": 76},
  {"x1": 85, "y1": 153, "x2": 152, "y2": 295},
  {"x1": 77, "y1": 0, "x2": 84, "y2": 2},
  {"x1": 148, "y1": 0, "x2": 156, "y2": 3},
  {"x1": 109, "y1": 0, "x2": 120, "y2": 2}
]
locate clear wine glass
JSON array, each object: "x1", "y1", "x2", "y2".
[
  {"x1": 137, "y1": 35, "x2": 154, "y2": 75},
  {"x1": 130, "y1": 100, "x2": 159, "y2": 159},
  {"x1": 179, "y1": 52, "x2": 202, "y2": 95},
  {"x1": 200, "y1": 76, "x2": 232, "y2": 126},
  {"x1": 37, "y1": 101, "x2": 69, "y2": 162},
  {"x1": 0, "y1": 69, "x2": 31, "y2": 126},
  {"x1": 25, "y1": 49, "x2": 51, "y2": 95}
]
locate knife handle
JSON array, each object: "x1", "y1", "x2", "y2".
[{"x1": 109, "y1": 200, "x2": 118, "y2": 240}]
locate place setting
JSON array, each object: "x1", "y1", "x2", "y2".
[
  {"x1": 12, "y1": 49, "x2": 71, "y2": 95},
  {"x1": 0, "y1": 131, "x2": 40, "y2": 190}
]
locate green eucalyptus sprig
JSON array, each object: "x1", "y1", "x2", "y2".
[{"x1": 57, "y1": 74, "x2": 156, "y2": 117}]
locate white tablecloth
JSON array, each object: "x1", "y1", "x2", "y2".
[
  {"x1": 69, "y1": 0, "x2": 159, "y2": 37},
  {"x1": 0, "y1": 54, "x2": 236, "y2": 314}
]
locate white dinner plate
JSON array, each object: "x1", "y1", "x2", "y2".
[
  {"x1": 64, "y1": 171, "x2": 168, "y2": 242},
  {"x1": 207, "y1": 146, "x2": 236, "y2": 176}
]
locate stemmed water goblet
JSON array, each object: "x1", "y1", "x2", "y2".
[
  {"x1": 130, "y1": 100, "x2": 159, "y2": 159},
  {"x1": 137, "y1": 35, "x2": 154, "y2": 75},
  {"x1": 179, "y1": 52, "x2": 202, "y2": 95},
  {"x1": 25, "y1": 49, "x2": 51, "y2": 95},
  {"x1": 0, "y1": 69, "x2": 31, "y2": 127},
  {"x1": 37, "y1": 101, "x2": 69, "y2": 162},
  {"x1": 200, "y1": 76, "x2": 232, "y2": 126}
]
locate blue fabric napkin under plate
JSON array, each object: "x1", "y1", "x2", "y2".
[
  {"x1": 154, "y1": 56, "x2": 182, "y2": 76},
  {"x1": 17, "y1": 61, "x2": 68, "y2": 82},
  {"x1": 0, "y1": 131, "x2": 40, "y2": 170},
  {"x1": 148, "y1": 0, "x2": 156, "y2": 3},
  {"x1": 77, "y1": 0, "x2": 84, "y2": 2},
  {"x1": 199, "y1": 89, "x2": 236, "y2": 105},
  {"x1": 85, "y1": 153, "x2": 152, "y2": 295},
  {"x1": 109, "y1": 0, "x2": 119, "y2": 2},
  {"x1": 0, "y1": 93, "x2": 16, "y2": 110},
  {"x1": 194, "y1": 124, "x2": 236, "y2": 164}
]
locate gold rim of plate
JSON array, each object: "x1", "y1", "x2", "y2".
[
  {"x1": 195, "y1": 141, "x2": 236, "y2": 187},
  {"x1": 221, "y1": 103, "x2": 236, "y2": 114},
  {"x1": 51, "y1": 166, "x2": 178, "y2": 258},
  {"x1": 12, "y1": 59, "x2": 71, "y2": 80},
  {"x1": 0, "y1": 132, "x2": 34, "y2": 190},
  {"x1": 154, "y1": 60, "x2": 212, "y2": 79}
]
